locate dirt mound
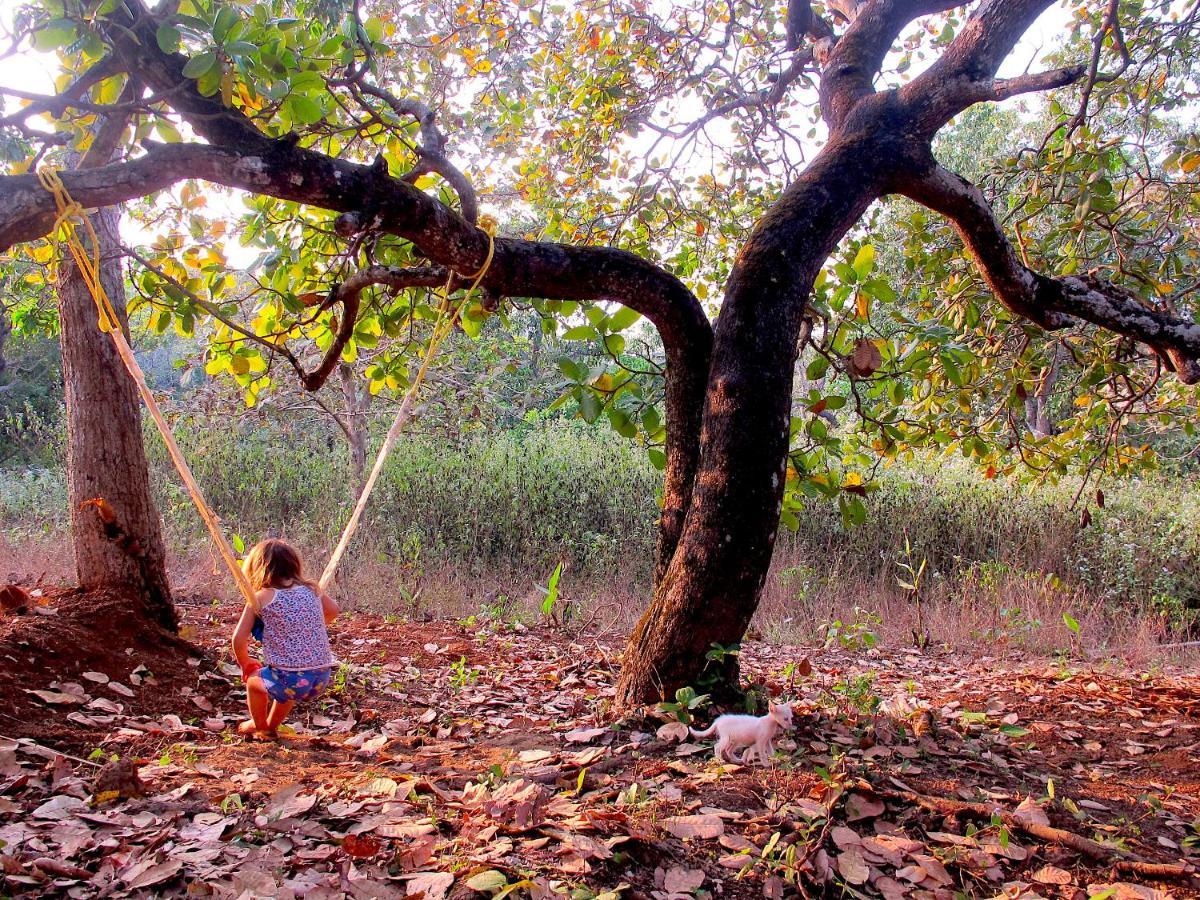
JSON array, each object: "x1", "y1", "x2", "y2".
[{"x1": 0, "y1": 587, "x2": 226, "y2": 749}]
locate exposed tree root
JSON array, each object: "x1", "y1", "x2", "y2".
[{"x1": 869, "y1": 782, "x2": 1199, "y2": 883}]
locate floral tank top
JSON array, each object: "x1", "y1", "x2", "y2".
[{"x1": 259, "y1": 585, "x2": 334, "y2": 671}]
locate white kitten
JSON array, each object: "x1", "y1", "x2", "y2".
[{"x1": 689, "y1": 702, "x2": 794, "y2": 766}]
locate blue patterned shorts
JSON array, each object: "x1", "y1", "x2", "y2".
[{"x1": 258, "y1": 666, "x2": 331, "y2": 703}]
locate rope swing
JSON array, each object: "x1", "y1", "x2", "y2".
[{"x1": 38, "y1": 164, "x2": 496, "y2": 602}]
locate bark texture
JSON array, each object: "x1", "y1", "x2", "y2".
[{"x1": 56, "y1": 204, "x2": 175, "y2": 630}]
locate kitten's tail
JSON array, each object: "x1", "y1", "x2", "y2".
[{"x1": 689, "y1": 722, "x2": 717, "y2": 739}]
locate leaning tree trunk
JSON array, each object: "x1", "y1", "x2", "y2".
[
  {"x1": 57, "y1": 202, "x2": 176, "y2": 630},
  {"x1": 615, "y1": 135, "x2": 892, "y2": 708}
]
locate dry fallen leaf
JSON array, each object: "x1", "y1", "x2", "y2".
[
  {"x1": 837, "y1": 848, "x2": 870, "y2": 885},
  {"x1": 662, "y1": 814, "x2": 724, "y2": 840},
  {"x1": 845, "y1": 792, "x2": 885, "y2": 822},
  {"x1": 405, "y1": 871, "x2": 454, "y2": 900},
  {"x1": 26, "y1": 689, "x2": 85, "y2": 706},
  {"x1": 657, "y1": 721, "x2": 690, "y2": 742},
  {"x1": 664, "y1": 866, "x2": 706, "y2": 894},
  {"x1": 1032, "y1": 865, "x2": 1073, "y2": 886},
  {"x1": 263, "y1": 783, "x2": 317, "y2": 820},
  {"x1": 1012, "y1": 797, "x2": 1050, "y2": 828}
]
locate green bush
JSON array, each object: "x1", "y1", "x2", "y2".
[{"x1": 3, "y1": 408, "x2": 1198, "y2": 628}]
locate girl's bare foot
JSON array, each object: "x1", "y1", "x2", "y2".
[{"x1": 236, "y1": 721, "x2": 277, "y2": 741}]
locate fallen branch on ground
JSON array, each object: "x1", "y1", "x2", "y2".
[{"x1": 868, "y1": 782, "x2": 1198, "y2": 882}]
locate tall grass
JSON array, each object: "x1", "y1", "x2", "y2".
[{"x1": 2, "y1": 409, "x2": 1198, "y2": 646}]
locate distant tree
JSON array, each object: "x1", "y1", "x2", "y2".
[{"x1": 0, "y1": 0, "x2": 1196, "y2": 703}]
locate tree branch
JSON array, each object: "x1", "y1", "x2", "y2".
[
  {"x1": 899, "y1": 0, "x2": 1062, "y2": 135},
  {"x1": 4, "y1": 0, "x2": 715, "y2": 578},
  {"x1": 901, "y1": 164, "x2": 1200, "y2": 384},
  {"x1": 302, "y1": 264, "x2": 449, "y2": 391},
  {"x1": 819, "y1": 0, "x2": 966, "y2": 127}
]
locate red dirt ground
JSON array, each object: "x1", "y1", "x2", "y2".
[{"x1": 0, "y1": 586, "x2": 1197, "y2": 898}]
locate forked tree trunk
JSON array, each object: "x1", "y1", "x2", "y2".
[
  {"x1": 1025, "y1": 342, "x2": 1063, "y2": 438},
  {"x1": 616, "y1": 135, "x2": 893, "y2": 707},
  {"x1": 57, "y1": 202, "x2": 176, "y2": 630}
]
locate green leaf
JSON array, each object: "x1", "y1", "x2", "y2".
[
  {"x1": 156, "y1": 22, "x2": 182, "y2": 53},
  {"x1": 647, "y1": 448, "x2": 666, "y2": 470},
  {"x1": 212, "y1": 6, "x2": 240, "y2": 43},
  {"x1": 182, "y1": 50, "x2": 220, "y2": 80},
  {"x1": 999, "y1": 724, "x2": 1029, "y2": 737},
  {"x1": 578, "y1": 390, "x2": 601, "y2": 423},
  {"x1": 1063, "y1": 613, "x2": 1080, "y2": 634},
  {"x1": 465, "y1": 870, "x2": 509, "y2": 893},
  {"x1": 561, "y1": 325, "x2": 599, "y2": 341},
  {"x1": 608, "y1": 406, "x2": 637, "y2": 439},
  {"x1": 556, "y1": 357, "x2": 585, "y2": 382},
  {"x1": 862, "y1": 278, "x2": 897, "y2": 302},
  {"x1": 806, "y1": 356, "x2": 830, "y2": 380},
  {"x1": 286, "y1": 94, "x2": 324, "y2": 125},
  {"x1": 33, "y1": 20, "x2": 77, "y2": 51},
  {"x1": 603, "y1": 334, "x2": 626, "y2": 356},
  {"x1": 606, "y1": 306, "x2": 641, "y2": 331},
  {"x1": 852, "y1": 244, "x2": 876, "y2": 278}
]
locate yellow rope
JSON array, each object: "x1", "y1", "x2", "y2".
[
  {"x1": 317, "y1": 214, "x2": 496, "y2": 591},
  {"x1": 36, "y1": 164, "x2": 499, "y2": 603},
  {"x1": 37, "y1": 165, "x2": 260, "y2": 609}
]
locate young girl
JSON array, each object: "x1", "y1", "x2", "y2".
[{"x1": 231, "y1": 539, "x2": 339, "y2": 740}]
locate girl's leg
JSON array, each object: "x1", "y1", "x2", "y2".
[
  {"x1": 266, "y1": 700, "x2": 295, "y2": 732},
  {"x1": 239, "y1": 675, "x2": 271, "y2": 735}
]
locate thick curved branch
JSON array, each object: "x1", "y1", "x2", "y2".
[
  {"x1": 0, "y1": 144, "x2": 712, "y2": 578},
  {"x1": 785, "y1": 0, "x2": 835, "y2": 51},
  {"x1": 901, "y1": 164, "x2": 1200, "y2": 384}
]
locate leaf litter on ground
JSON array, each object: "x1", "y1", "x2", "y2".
[{"x1": 0, "y1": 594, "x2": 1198, "y2": 897}]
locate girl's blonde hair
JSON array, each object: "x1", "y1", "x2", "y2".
[{"x1": 242, "y1": 539, "x2": 315, "y2": 592}]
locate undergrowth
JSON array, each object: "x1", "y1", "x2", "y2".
[{"x1": 2, "y1": 411, "x2": 1198, "y2": 647}]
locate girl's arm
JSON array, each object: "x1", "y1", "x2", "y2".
[
  {"x1": 231, "y1": 603, "x2": 257, "y2": 678},
  {"x1": 320, "y1": 592, "x2": 339, "y2": 625}
]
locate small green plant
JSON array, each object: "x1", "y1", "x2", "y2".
[
  {"x1": 896, "y1": 533, "x2": 929, "y2": 648},
  {"x1": 220, "y1": 793, "x2": 244, "y2": 813},
  {"x1": 657, "y1": 685, "x2": 710, "y2": 725},
  {"x1": 538, "y1": 562, "x2": 580, "y2": 627},
  {"x1": 830, "y1": 673, "x2": 880, "y2": 715},
  {"x1": 329, "y1": 662, "x2": 353, "y2": 696},
  {"x1": 616, "y1": 782, "x2": 649, "y2": 808},
  {"x1": 449, "y1": 655, "x2": 480, "y2": 690},
  {"x1": 694, "y1": 641, "x2": 741, "y2": 692},
  {"x1": 480, "y1": 592, "x2": 519, "y2": 624},
  {"x1": 820, "y1": 607, "x2": 881, "y2": 651},
  {"x1": 973, "y1": 605, "x2": 1043, "y2": 644},
  {"x1": 1181, "y1": 820, "x2": 1200, "y2": 854}
]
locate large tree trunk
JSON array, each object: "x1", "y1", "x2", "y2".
[
  {"x1": 57, "y1": 202, "x2": 176, "y2": 630},
  {"x1": 615, "y1": 132, "x2": 895, "y2": 707}
]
